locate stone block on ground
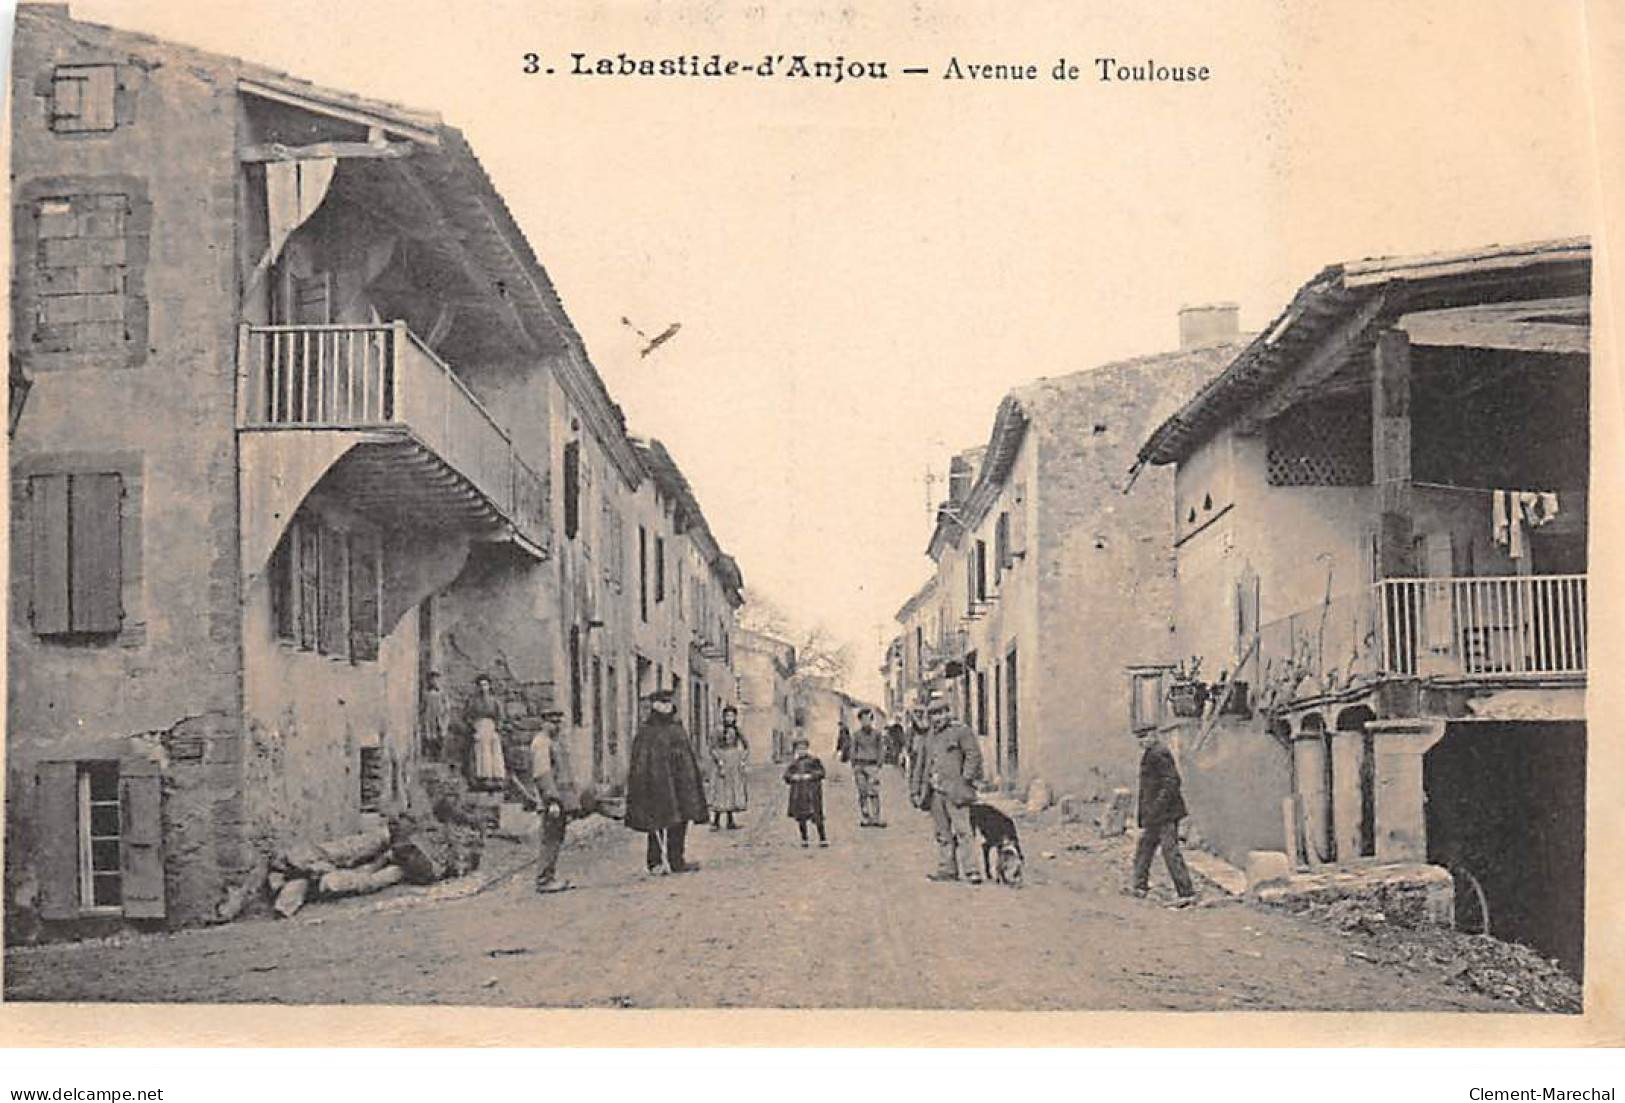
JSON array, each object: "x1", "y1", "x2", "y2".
[
  {"x1": 272, "y1": 877, "x2": 308, "y2": 918},
  {"x1": 1058, "y1": 794, "x2": 1089, "y2": 824},
  {"x1": 1025, "y1": 778, "x2": 1053, "y2": 814},
  {"x1": 1253, "y1": 863, "x2": 1454, "y2": 928},
  {"x1": 1097, "y1": 788, "x2": 1132, "y2": 837},
  {"x1": 1245, "y1": 850, "x2": 1293, "y2": 892}
]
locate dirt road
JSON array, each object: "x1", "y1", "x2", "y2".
[{"x1": 4, "y1": 763, "x2": 1515, "y2": 1010}]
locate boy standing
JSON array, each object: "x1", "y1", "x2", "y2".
[
  {"x1": 783, "y1": 737, "x2": 828, "y2": 847},
  {"x1": 529, "y1": 709, "x2": 578, "y2": 894}
]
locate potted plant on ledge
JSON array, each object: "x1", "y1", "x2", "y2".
[{"x1": 1166, "y1": 657, "x2": 1209, "y2": 718}]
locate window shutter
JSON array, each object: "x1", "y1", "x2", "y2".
[
  {"x1": 318, "y1": 525, "x2": 347, "y2": 656},
  {"x1": 297, "y1": 523, "x2": 320, "y2": 649},
  {"x1": 1009, "y1": 482, "x2": 1028, "y2": 556},
  {"x1": 35, "y1": 761, "x2": 80, "y2": 919},
  {"x1": 563, "y1": 442, "x2": 580, "y2": 539},
  {"x1": 70, "y1": 473, "x2": 123, "y2": 633},
  {"x1": 269, "y1": 532, "x2": 294, "y2": 641},
  {"x1": 118, "y1": 760, "x2": 165, "y2": 919},
  {"x1": 348, "y1": 531, "x2": 381, "y2": 662},
  {"x1": 82, "y1": 66, "x2": 117, "y2": 130},
  {"x1": 29, "y1": 474, "x2": 71, "y2": 635}
]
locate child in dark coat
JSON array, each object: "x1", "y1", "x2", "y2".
[{"x1": 783, "y1": 737, "x2": 828, "y2": 847}]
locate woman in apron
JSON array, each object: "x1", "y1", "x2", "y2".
[{"x1": 465, "y1": 673, "x2": 507, "y2": 792}]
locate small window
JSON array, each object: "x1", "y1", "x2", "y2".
[
  {"x1": 1130, "y1": 670, "x2": 1166, "y2": 732},
  {"x1": 655, "y1": 536, "x2": 666, "y2": 603},
  {"x1": 51, "y1": 65, "x2": 118, "y2": 133},
  {"x1": 79, "y1": 762, "x2": 122, "y2": 909}
]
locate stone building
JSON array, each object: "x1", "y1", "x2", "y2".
[
  {"x1": 5, "y1": 5, "x2": 742, "y2": 939},
  {"x1": 1133, "y1": 238, "x2": 1589, "y2": 975},
  {"x1": 905, "y1": 312, "x2": 1243, "y2": 795},
  {"x1": 735, "y1": 628, "x2": 797, "y2": 761}
]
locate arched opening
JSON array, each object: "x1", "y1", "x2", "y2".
[{"x1": 1295, "y1": 713, "x2": 1330, "y2": 863}]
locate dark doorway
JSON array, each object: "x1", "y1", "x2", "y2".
[{"x1": 1424, "y1": 721, "x2": 1586, "y2": 978}]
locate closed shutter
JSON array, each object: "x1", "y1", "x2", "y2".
[
  {"x1": 29, "y1": 474, "x2": 70, "y2": 635},
  {"x1": 118, "y1": 760, "x2": 165, "y2": 919},
  {"x1": 348, "y1": 531, "x2": 380, "y2": 662},
  {"x1": 35, "y1": 761, "x2": 80, "y2": 919},
  {"x1": 318, "y1": 525, "x2": 347, "y2": 656},
  {"x1": 1009, "y1": 482, "x2": 1028, "y2": 556},
  {"x1": 269, "y1": 532, "x2": 294, "y2": 641},
  {"x1": 81, "y1": 66, "x2": 118, "y2": 130},
  {"x1": 563, "y1": 442, "x2": 580, "y2": 538},
  {"x1": 71, "y1": 473, "x2": 123, "y2": 633},
  {"x1": 297, "y1": 522, "x2": 320, "y2": 650}
]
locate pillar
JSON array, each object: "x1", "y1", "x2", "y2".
[
  {"x1": 1372, "y1": 328, "x2": 1415, "y2": 579},
  {"x1": 1368, "y1": 718, "x2": 1446, "y2": 862},
  {"x1": 1292, "y1": 730, "x2": 1330, "y2": 863},
  {"x1": 1329, "y1": 730, "x2": 1364, "y2": 862}
]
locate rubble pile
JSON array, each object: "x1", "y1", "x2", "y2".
[
  {"x1": 267, "y1": 825, "x2": 402, "y2": 918},
  {"x1": 1301, "y1": 897, "x2": 1581, "y2": 1013},
  {"x1": 387, "y1": 811, "x2": 484, "y2": 885}
]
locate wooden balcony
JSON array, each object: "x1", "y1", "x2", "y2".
[
  {"x1": 1378, "y1": 574, "x2": 1587, "y2": 678},
  {"x1": 1252, "y1": 574, "x2": 1587, "y2": 711},
  {"x1": 237, "y1": 322, "x2": 547, "y2": 554}
]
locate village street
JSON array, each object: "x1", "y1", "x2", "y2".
[{"x1": 4, "y1": 764, "x2": 1514, "y2": 1012}]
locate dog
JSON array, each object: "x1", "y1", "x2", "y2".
[{"x1": 969, "y1": 802, "x2": 1024, "y2": 887}]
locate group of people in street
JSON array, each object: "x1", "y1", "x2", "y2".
[{"x1": 498, "y1": 672, "x2": 1199, "y2": 907}]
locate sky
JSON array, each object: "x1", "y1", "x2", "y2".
[{"x1": 58, "y1": 0, "x2": 1600, "y2": 701}]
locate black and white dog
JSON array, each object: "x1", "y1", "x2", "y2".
[{"x1": 969, "y1": 802, "x2": 1024, "y2": 887}]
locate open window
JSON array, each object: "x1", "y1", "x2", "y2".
[{"x1": 36, "y1": 757, "x2": 164, "y2": 920}]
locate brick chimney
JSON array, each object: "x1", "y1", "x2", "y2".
[{"x1": 1178, "y1": 303, "x2": 1240, "y2": 350}]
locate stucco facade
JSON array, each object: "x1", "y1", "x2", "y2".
[
  {"x1": 6, "y1": 6, "x2": 742, "y2": 941},
  {"x1": 903, "y1": 329, "x2": 1241, "y2": 800},
  {"x1": 1136, "y1": 240, "x2": 1590, "y2": 975}
]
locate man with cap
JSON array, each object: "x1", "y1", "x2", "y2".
[
  {"x1": 527, "y1": 707, "x2": 588, "y2": 894},
  {"x1": 848, "y1": 707, "x2": 886, "y2": 827},
  {"x1": 909, "y1": 693, "x2": 984, "y2": 883},
  {"x1": 624, "y1": 689, "x2": 710, "y2": 874}
]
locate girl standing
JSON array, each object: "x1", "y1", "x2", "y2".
[{"x1": 783, "y1": 737, "x2": 827, "y2": 847}]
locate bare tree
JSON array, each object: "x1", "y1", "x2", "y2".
[{"x1": 738, "y1": 588, "x2": 853, "y2": 684}]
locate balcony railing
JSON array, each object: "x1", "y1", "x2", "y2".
[
  {"x1": 1378, "y1": 575, "x2": 1587, "y2": 677},
  {"x1": 238, "y1": 322, "x2": 546, "y2": 549},
  {"x1": 1252, "y1": 574, "x2": 1587, "y2": 708}
]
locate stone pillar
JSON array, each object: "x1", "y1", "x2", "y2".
[
  {"x1": 1368, "y1": 718, "x2": 1447, "y2": 862},
  {"x1": 1329, "y1": 730, "x2": 1364, "y2": 863},
  {"x1": 1292, "y1": 731, "x2": 1330, "y2": 863}
]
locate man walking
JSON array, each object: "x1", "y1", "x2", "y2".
[
  {"x1": 909, "y1": 695, "x2": 983, "y2": 883},
  {"x1": 849, "y1": 707, "x2": 886, "y2": 827},
  {"x1": 625, "y1": 689, "x2": 710, "y2": 875},
  {"x1": 1131, "y1": 728, "x2": 1198, "y2": 906}
]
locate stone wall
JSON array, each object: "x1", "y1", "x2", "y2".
[{"x1": 6, "y1": 8, "x2": 247, "y2": 936}]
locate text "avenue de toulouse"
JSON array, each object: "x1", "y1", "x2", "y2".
[{"x1": 555, "y1": 53, "x2": 1210, "y2": 83}]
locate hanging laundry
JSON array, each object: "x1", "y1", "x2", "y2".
[
  {"x1": 1492, "y1": 490, "x2": 1510, "y2": 547},
  {"x1": 1526, "y1": 491, "x2": 1560, "y2": 527}
]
